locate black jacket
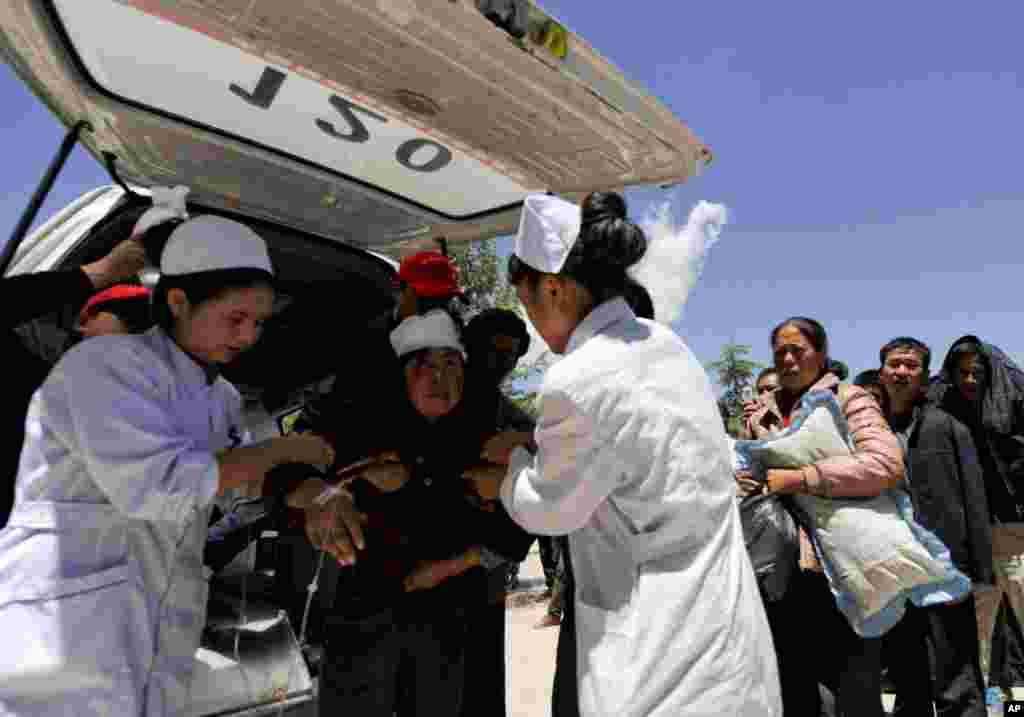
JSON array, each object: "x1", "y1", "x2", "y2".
[
  {"x1": 896, "y1": 401, "x2": 994, "y2": 585},
  {"x1": 930, "y1": 334, "x2": 1024, "y2": 523},
  {"x1": 0, "y1": 269, "x2": 95, "y2": 526}
]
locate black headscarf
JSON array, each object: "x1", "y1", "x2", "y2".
[{"x1": 931, "y1": 335, "x2": 1024, "y2": 518}]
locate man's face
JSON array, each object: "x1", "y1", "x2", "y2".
[
  {"x1": 756, "y1": 373, "x2": 779, "y2": 396},
  {"x1": 955, "y1": 352, "x2": 986, "y2": 403},
  {"x1": 880, "y1": 348, "x2": 927, "y2": 404}
]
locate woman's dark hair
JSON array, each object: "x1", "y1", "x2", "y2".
[
  {"x1": 770, "y1": 317, "x2": 829, "y2": 358},
  {"x1": 622, "y1": 278, "x2": 655, "y2": 320},
  {"x1": 98, "y1": 297, "x2": 154, "y2": 333},
  {"x1": 828, "y1": 359, "x2": 849, "y2": 381},
  {"x1": 507, "y1": 191, "x2": 649, "y2": 306},
  {"x1": 153, "y1": 268, "x2": 275, "y2": 333},
  {"x1": 463, "y1": 308, "x2": 530, "y2": 358}
]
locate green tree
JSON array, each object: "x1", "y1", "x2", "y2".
[
  {"x1": 708, "y1": 344, "x2": 765, "y2": 436},
  {"x1": 447, "y1": 238, "x2": 518, "y2": 315}
]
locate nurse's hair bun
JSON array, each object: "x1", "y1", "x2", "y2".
[{"x1": 575, "y1": 191, "x2": 647, "y2": 271}]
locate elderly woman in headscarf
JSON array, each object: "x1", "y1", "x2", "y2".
[
  {"x1": 930, "y1": 335, "x2": 1024, "y2": 685},
  {"x1": 279, "y1": 308, "x2": 532, "y2": 717}
]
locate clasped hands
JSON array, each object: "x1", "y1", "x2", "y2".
[{"x1": 304, "y1": 430, "x2": 532, "y2": 590}]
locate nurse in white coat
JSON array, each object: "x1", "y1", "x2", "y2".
[
  {"x1": 0, "y1": 216, "x2": 334, "y2": 715},
  {"x1": 485, "y1": 192, "x2": 782, "y2": 717}
]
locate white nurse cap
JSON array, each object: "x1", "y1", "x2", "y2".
[
  {"x1": 160, "y1": 215, "x2": 274, "y2": 277},
  {"x1": 512, "y1": 194, "x2": 582, "y2": 274}
]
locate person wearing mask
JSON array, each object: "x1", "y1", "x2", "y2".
[
  {"x1": 74, "y1": 284, "x2": 153, "y2": 338},
  {"x1": 930, "y1": 336, "x2": 1024, "y2": 689},
  {"x1": 0, "y1": 216, "x2": 335, "y2": 716},
  {"x1": 280, "y1": 309, "x2": 532, "y2": 717},
  {"x1": 0, "y1": 239, "x2": 147, "y2": 527},
  {"x1": 460, "y1": 307, "x2": 536, "y2": 717},
  {"x1": 739, "y1": 317, "x2": 904, "y2": 717},
  {"x1": 879, "y1": 337, "x2": 989, "y2": 717},
  {"x1": 481, "y1": 192, "x2": 782, "y2": 717}
]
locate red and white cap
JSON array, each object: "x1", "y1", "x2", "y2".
[{"x1": 78, "y1": 284, "x2": 151, "y2": 325}]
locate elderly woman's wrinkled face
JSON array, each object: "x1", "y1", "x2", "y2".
[
  {"x1": 773, "y1": 325, "x2": 827, "y2": 394},
  {"x1": 405, "y1": 348, "x2": 465, "y2": 419}
]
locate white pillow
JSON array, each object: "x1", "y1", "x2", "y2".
[{"x1": 734, "y1": 390, "x2": 970, "y2": 637}]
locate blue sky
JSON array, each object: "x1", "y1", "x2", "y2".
[{"x1": 2, "y1": 1, "x2": 1023, "y2": 379}]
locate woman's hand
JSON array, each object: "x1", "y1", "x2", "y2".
[
  {"x1": 463, "y1": 463, "x2": 508, "y2": 502},
  {"x1": 353, "y1": 452, "x2": 410, "y2": 493},
  {"x1": 765, "y1": 469, "x2": 806, "y2": 495},
  {"x1": 735, "y1": 470, "x2": 764, "y2": 498},
  {"x1": 481, "y1": 431, "x2": 534, "y2": 465},
  {"x1": 305, "y1": 488, "x2": 367, "y2": 566},
  {"x1": 741, "y1": 399, "x2": 760, "y2": 423},
  {"x1": 82, "y1": 239, "x2": 147, "y2": 289},
  {"x1": 277, "y1": 434, "x2": 336, "y2": 472}
]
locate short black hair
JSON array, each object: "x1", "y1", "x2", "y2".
[
  {"x1": 463, "y1": 308, "x2": 530, "y2": 358},
  {"x1": 152, "y1": 268, "x2": 275, "y2": 333},
  {"x1": 854, "y1": 369, "x2": 882, "y2": 388},
  {"x1": 508, "y1": 191, "x2": 649, "y2": 307},
  {"x1": 756, "y1": 367, "x2": 778, "y2": 384},
  {"x1": 96, "y1": 297, "x2": 153, "y2": 333},
  {"x1": 622, "y1": 279, "x2": 655, "y2": 320},
  {"x1": 879, "y1": 337, "x2": 931, "y2": 374}
]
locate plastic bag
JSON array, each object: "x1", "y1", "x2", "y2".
[{"x1": 739, "y1": 493, "x2": 799, "y2": 603}]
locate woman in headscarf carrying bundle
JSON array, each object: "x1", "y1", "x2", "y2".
[
  {"x1": 479, "y1": 192, "x2": 782, "y2": 717},
  {"x1": 0, "y1": 216, "x2": 335, "y2": 716}
]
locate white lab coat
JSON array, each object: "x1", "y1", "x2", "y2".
[
  {"x1": 0, "y1": 327, "x2": 246, "y2": 716},
  {"x1": 501, "y1": 298, "x2": 781, "y2": 717}
]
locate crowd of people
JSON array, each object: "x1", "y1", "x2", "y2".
[
  {"x1": 736, "y1": 324, "x2": 1024, "y2": 716},
  {"x1": 0, "y1": 184, "x2": 1018, "y2": 717}
]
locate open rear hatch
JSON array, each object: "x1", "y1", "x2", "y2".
[{"x1": 1, "y1": 0, "x2": 711, "y2": 252}]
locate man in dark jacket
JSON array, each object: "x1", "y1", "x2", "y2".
[
  {"x1": 929, "y1": 335, "x2": 1024, "y2": 693},
  {"x1": 0, "y1": 238, "x2": 146, "y2": 526},
  {"x1": 879, "y1": 337, "x2": 990, "y2": 717}
]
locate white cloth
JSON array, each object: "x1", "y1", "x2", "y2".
[
  {"x1": 161, "y1": 215, "x2": 273, "y2": 276},
  {"x1": 131, "y1": 186, "x2": 190, "y2": 239},
  {"x1": 513, "y1": 194, "x2": 581, "y2": 273},
  {"x1": 389, "y1": 309, "x2": 465, "y2": 358},
  {"x1": 501, "y1": 298, "x2": 781, "y2": 717},
  {"x1": 0, "y1": 327, "x2": 248, "y2": 716}
]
